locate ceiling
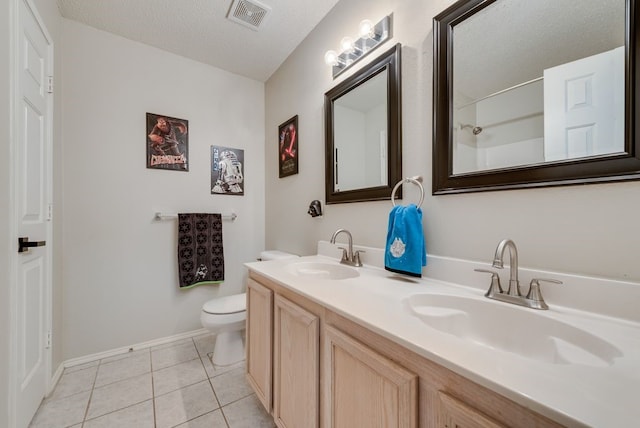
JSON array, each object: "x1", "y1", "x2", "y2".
[
  {"x1": 453, "y1": 0, "x2": 625, "y2": 102},
  {"x1": 55, "y1": 0, "x2": 340, "y2": 82}
]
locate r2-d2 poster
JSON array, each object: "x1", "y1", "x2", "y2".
[{"x1": 211, "y1": 146, "x2": 244, "y2": 195}]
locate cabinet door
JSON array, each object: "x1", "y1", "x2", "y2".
[
  {"x1": 273, "y1": 295, "x2": 320, "y2": 428},
  {"x1": 246, "y1": 279, "x2": 274, "y2": 412},
  {"x1": 323, "y1": 326, "x2": 417, "y2": 428},
  {"x1": 438, "y1": 392, "x2": 505, "y2": 428}
]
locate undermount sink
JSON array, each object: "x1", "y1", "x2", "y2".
[
  {"x1": 285, "y1": 261, "x2": 360, "y2": 280},
  {"x1": 406, "y1": 293, "x2": 622, "y2": 367}
]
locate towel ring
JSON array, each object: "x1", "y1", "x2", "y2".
[{"x1": 391, "y1": 176, "x2": 424, "y2": 207}]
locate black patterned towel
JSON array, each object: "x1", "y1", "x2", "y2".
[{"x1": 178, "y1": 213, "x2": 224, "y2": 288}]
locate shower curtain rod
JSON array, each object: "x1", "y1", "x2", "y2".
[{"x1": 456, "y1": 76, "x2": 543, "y2": 109}]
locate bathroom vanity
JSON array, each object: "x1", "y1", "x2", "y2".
[{"x1": 244, "y1": 243, "x2": 640, "y2": 427}]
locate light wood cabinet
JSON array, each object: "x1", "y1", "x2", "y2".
[
  {"x1": 273, "y1": 294, "x2": 320, "y2": 428},
  {"x1": 246, "y1": 271, "x2": 564, "y2": 428},
  {"x1": 326, "y1": 310, "x2": 563, "y2": 428},
  {"x1": 246, "y1": 274, "x2": 320, "y2": 428},
  {"x1": 323, "y1": 325, "x2": 418, "y2": 428},
  {"x1": 246, "y1": 278, "x2": 273, "y2": 411},
  {"x1": 438, "y1": 392, "x2": 504, "y2": 428}
]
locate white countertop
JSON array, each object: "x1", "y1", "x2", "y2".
[{"x1": 246, "y1": 245, "x2": 640, "y2": 427}]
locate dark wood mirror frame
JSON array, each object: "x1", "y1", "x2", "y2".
[
  {"x1": 433, "y1": 0, "x2": 640, "y2": 194},
  {"x1": 325, "y1": 43, "x2": 402, "y2": 204}
]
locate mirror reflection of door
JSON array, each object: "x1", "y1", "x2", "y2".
[
  {"x1": 333, "y1": 70, "x2": 388, "y2": 192},
  {"x1": 451, "y1": 0, "x2": 625, "y2": 174},
  {"x1": 544, "y1": 47, "x2": 624, "y2": 161}
]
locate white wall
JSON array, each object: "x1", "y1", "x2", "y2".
[
  {"x1": 365, "y1": 103, "x2": 387, "y2": 185},
  {"x1": 475, "y1": 80, "x2": 543, "y2": 170},
  {"x1": 60, "y1": 20, "x2": 265, "y2": 360},
  {"x1": 334, "y1": 105, "x2": 365, "y2": 191},
  {"x1": 265, "y1": 0, "x2": 640, "y2": 283},
  {"x1": 453, "y1": 103, "x2": 478, "y2": 174}
]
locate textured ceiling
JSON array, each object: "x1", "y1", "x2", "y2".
[
  {"x1": 453, "y1": 0, "x2": 625, "y2": 101},
  {"x1": 56, "y1": 0, "x2": 340, "y2": 82}
]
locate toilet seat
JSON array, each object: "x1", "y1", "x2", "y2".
[{"x1": 202, "y1": 293, "x2": 246, "y2": 315}]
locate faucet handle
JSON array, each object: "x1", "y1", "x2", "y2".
[
  {"x1": 353, "y1": 250, "x2": 365, "y2": 267},
  {"x1": 526, "y1": 278, "x2": 562, "y2": 310},
  {"x1": 474, "y1": 269, "x2": 503, "y2": 297},
  {"x1": 337, "y1": 247, "x2": 349, "y2": 262}
]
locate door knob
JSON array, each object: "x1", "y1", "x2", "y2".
[{"x1": 18, "y1": 237, "x2": 46, "y2": 253}]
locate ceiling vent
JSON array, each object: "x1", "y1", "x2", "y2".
[{"x1": 227, "y1": 0, "x2": 271, "y2": 31}]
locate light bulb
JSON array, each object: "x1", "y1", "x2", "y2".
[
  {"x1": 324, "y1": 50, "x2": 339, "y2": 66},
  {"x1": 340, "y1": 36, "x2": 355, "y2": 54},
  {"x1": 359, "y1": 19, "x2": 374, "y2": 38}
]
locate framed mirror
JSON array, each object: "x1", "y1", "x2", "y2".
[
  {"x1": 325, "y1": 43, "x2": 402, "y2": 204},
  {"x1": 433, "y1": 0, "x2": 640, "y2": 194}
]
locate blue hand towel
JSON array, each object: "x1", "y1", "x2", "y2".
[{"x1": 384, "y1": 204, "x2": 426, "y2": 277}]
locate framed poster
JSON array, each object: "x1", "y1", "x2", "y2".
[
  {"x1": 146, "y1": 112, "x2": 189, "y2": 171},
  {"x1": 211, "y1": 146, "x2": 244, "y2": 195},
  {"x1": 278, "y1": 115, "x2": 299, "y2": 178}
]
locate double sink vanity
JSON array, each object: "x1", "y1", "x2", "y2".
[
  {"x1": 244, "y1": 241, "x2": 640, "y2": 427},
  {"x1": 255, "y1": 0, "x2": 640, "y2": 426}
]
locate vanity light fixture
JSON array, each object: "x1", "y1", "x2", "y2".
[
  {"x1": 359, "y1": 19, "x2": 375, "y2": 38},
  {"x1": 340, "y1": 36, "x2": 357, "y2": 54},
  {"x1": 324, "y1": 14, "x2": 392, "y2": 79}
]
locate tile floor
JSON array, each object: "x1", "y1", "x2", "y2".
[{"x1": 29, "y1": 334, "x2": 276, "y2": 428}]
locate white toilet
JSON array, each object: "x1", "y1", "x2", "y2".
[{"x1": 201, "y1": 250, "x2": 298, "y2": 366}]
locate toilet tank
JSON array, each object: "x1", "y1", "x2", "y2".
[{"x1": 259, "y1": 250, "x2": 298, "y2": 261}]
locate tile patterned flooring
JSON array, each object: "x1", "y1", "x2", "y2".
[{"x1": 29, "y1": 334, "x2": 276, "y2": 428}]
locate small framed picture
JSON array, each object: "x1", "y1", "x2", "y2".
[
  {"x1": 211, "y1": 146, "x2": 244, "y2": 196},
  {"x1": 278, "y1": 115, "x2": 299, "y2": 178},
  {"x1": 146, "y1": 113, "x2": 189, "y2": 171}
]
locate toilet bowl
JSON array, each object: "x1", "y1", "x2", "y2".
[
  {"x1": 201, "y1": 293, "x2": 247, "y2": 366},
  {"x1": 201, "y1": 250, "x2": 298, "y2": 366}
]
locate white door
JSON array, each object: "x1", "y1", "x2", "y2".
[
  {"x1": 12, "y1": 0, "x2": 53, "y2": 426},
  {"x1": 544, "y1": 46, "x2": 625, "y2": 162}
]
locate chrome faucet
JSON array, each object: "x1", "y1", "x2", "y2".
[
  {"x1": 492, "y1": 239, "x2": 521, "y2": 296},
  {"x1": 330, "y1": 229, "x2": 363, "y2": 267},
  {"x1": 475, "y1": 239, "x2": 562, "y2": 310}
]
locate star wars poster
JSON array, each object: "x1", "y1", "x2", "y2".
[
  {"x1": 211, "y1": 146, "x2": 244, "y2": 196},
  {"x1": 146, "y1": 112, "x2": 189, "y2": 171},
  {"x1": 278, "y1": 115, "x2": 298, "y2": 178}
]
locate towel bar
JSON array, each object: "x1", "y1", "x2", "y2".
[
  {"x1": 154, "y1": 212, "x2": 237, "y2": 221},
  {"x1": 391, "y1": 176, "x2": 424, "y2": 207}
]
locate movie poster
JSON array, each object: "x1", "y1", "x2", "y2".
[
  {"x1": 278, "y1": 115, "x2": 298, "y2": 178},
  {"x1": 146, "y1": 112, "x2": 189, "y2": 171},
  {"x1": 211, "y1": 146, "x2": 244, "y2": 196}
]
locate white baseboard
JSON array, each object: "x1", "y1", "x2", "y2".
[
  {"x1": 47, "y1": 363, "x2": 65, "y2": 395},
  {"x1": 63, "y1": 328, "x2": 209, "y2": 369}
]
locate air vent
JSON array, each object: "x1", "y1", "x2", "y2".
[{"x1": 227, "y1": 0, "x2": 271, "y2": 31}]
